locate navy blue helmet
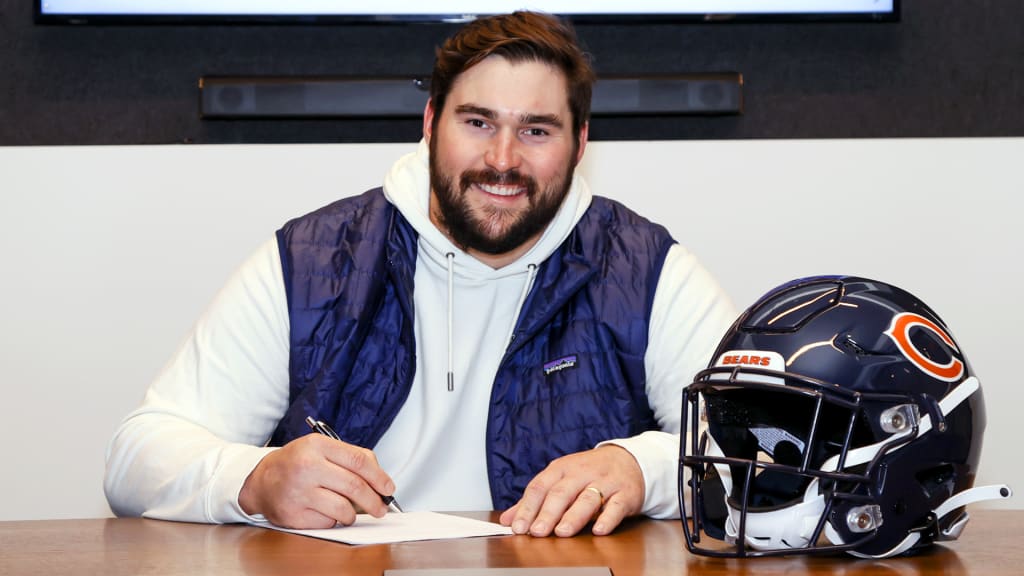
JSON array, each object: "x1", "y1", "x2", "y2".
[{"x1": 680, "y1": 276, "x2": 1011, "y2": 558}]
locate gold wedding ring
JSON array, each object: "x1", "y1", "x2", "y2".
[{"x1": 585, "y1": 485, "x2": 605, "y2": 506}]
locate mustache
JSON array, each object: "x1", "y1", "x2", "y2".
[{"x1": 459, "y1": 169, "x2": 537, "y2": 194}]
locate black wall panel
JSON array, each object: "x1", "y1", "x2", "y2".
[{"x1": 1, "y1": 2, "x2": 1021, "y2": 145}]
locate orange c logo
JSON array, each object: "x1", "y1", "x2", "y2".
[{"x1": 883, "y1": 312, "x2": 965, "y2": 382}]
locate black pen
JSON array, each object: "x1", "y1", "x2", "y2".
[{"x1": 304, "y1": 416, "x2": 404, "y2": 513}]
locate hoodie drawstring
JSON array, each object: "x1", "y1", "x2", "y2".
[
  {"x1": 444, "y1": 253, "x2": 537, "y2": 393},
  {"x1": 508, "y1": 263, "x2": 537, "y2": 347},
  {"x1": 446, "y1": 252, "x2": 455, "y2": 392}
]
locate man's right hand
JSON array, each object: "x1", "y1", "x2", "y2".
[{"x1": 238, "y1": 433, "x2": 396, "y2": 529}]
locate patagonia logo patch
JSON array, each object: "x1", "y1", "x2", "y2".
[{"x1": 543, "y1": 355, "x2": 578, "y2": 375}]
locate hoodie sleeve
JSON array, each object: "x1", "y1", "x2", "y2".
[
  {"x1": 103, "y1": 237, "x2": 291, "y2": 523},
  {"x1": 601, "y1": 243, "x2": 736, "y2": 519}
]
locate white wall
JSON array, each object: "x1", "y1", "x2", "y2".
[{"x1": 1, "y1": 138, "x2": 1019, "y2": 521}]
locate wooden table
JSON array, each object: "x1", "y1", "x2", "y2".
[{"x1": 1, "y1": 510, "x2": 1017, "y2": 575}]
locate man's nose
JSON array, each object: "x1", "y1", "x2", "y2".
[{"x1": 484, "y1": 131, "x2": 522, "y2": 172}]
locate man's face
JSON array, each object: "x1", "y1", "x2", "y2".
[{"x1": 424, "y1": 56, "x2": 588, "y2": 265}]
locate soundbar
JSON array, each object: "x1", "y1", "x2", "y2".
[{"x1": 199, "y1": 73, "x2": 742, "y2": 118}]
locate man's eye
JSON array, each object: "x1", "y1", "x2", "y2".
[
  {"x1": 468, "y1": 118, "x2": 489, "y2": 128},
  {"x1": 524, "y1": 128, "x2": 549, "y2": 137}
]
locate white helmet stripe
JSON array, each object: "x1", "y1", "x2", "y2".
[{"x1": 820, "y1": 377, "x2": 980, "y2": 473}]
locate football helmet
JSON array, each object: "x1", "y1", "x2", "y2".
[{"x1": 680, "y1": 276, "x2": 1011, "y2": 558}]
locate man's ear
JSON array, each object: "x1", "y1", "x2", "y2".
[
  {"x1": 423, "y1": 98, "x2": 436, "y2": 145},
  {"x1": 574, "y1": 121, "x2": 590, "y2": 166}
]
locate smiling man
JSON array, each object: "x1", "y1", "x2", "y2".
[
  {"x1": 426, "y1": 54, "x2": 584, "y2": 268},
  {"x1": 104, "y1": 11, "x2": 736, "y2": 539}
]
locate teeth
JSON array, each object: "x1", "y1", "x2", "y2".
[{"x1": 478, "y1": 183, "x2": 524, "y2": 197}]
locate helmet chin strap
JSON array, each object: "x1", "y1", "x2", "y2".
[
  {"x1": 933, "y1": 484, "x2": 1013, "y2": 541},
  {"x1": 933, "y1": 483, "x2": 1012, "y2": 522}
]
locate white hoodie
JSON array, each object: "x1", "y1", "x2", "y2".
[{"x1": 104, "y1": 140, "x2": 736, "y2": 523}]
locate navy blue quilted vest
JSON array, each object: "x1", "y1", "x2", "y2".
[{"x1": 270, "y1": 188, "x2": 674, "y2": 509}]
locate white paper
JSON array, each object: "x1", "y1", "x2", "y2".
[{"x1": 253, "y1": 511, "x2": 514, "y2": 545}]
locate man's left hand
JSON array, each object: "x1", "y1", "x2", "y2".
[{"x1": 498, "y1": 444, "x2": 644, "y2": 537}]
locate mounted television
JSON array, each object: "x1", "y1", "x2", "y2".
[{"x1": 35, "y1": 1, "x2": 898, "y2": 25}]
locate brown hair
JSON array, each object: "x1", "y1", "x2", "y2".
[{"x1": 429, "y1": 11, "x2": 595, "y2": 141}]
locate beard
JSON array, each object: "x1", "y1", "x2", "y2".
[{"x1": 429, "y1": 142, "x2": 576, "y2": 256}]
